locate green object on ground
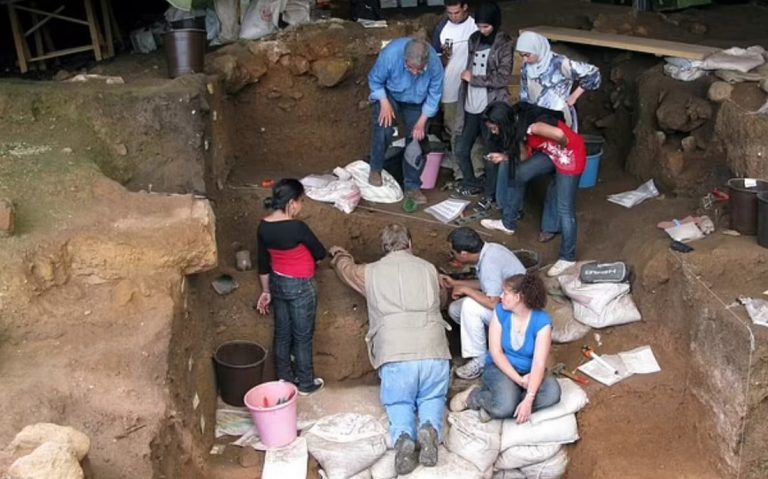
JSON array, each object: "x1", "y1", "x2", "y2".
[{"x1": 402, "y1": 198, "x2": 418, "y2": 213}]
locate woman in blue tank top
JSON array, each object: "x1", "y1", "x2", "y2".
[{"x1": 450, "y1": 272, "x2": 561, "y2": 423}]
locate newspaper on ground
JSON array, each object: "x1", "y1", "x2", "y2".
[
  {"x1": 424, "y1": 198, "x2": 471, "y2": 223},
  {"x1": 578, "y1": 345, "x2": 661, "y2": 386},
  {"x1": 607, "y1": 180, "x2": 660, "y2": 208}
]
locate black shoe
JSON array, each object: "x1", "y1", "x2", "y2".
[
  {"x1": 394, "y1": 433, "x2": 419, "y2": 475},
  {"x1": 473, "y1": 197, "x2": 494, "y2": 212},
  {"x1": 451, "y1": 185, "x2": 483, "y2": 198},
  {"x1": 298, "y1": 378, "x2": 324, "y2": 396},
  {"x1": 417, "y1": 423, "x2": 438, "y2": 467}
]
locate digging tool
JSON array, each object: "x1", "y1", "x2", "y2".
[
  {"x1": 581, "y1": 345, "x2": 620, "y2": 375},
  {"x1": 551, "y1": 363, "x2": 590, "y2": 385}
]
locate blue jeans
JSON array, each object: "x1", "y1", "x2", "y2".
[
  {"x1": 379, "y1": 359, "x2": 450, "y2": 444},
  {"x1": 269, "y1": 274, "x2": 318, "y2": 391},
  {"x1": 454, "y1": 112, "x2": 486, "y2": 189},
  {"x1": 370, "y1": 96, "x2": 428, "y2": 191},
  {"x1": 502, "y1": 152, "x2": 581, "y2": 261},
  {"x1": 468, "y1": 362, "x2": 561, "y2": 419}
]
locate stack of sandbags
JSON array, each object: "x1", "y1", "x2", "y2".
[
  {"x1": 444, "y1": 409, "x2": 502, "y2": 477},
  {"x1": 557, "y1": 267, "x2": 641, "y2": 329},
  {"x1": 493, "y1": 379, "x2": 588, "y2": 479},
  {"x1": 369, "y1": 446, "x2": 489, "y2": 479}
]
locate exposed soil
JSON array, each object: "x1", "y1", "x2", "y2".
[{"x1": 2, "y1": 1, "x2": 768, "y2": 478}]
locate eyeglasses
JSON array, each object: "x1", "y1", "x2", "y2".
[{"x1": 519, "y1": 52, "x2": 532, "y2": 58}]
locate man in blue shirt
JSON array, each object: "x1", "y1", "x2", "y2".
[{"x1": 368, "y1": 37, "x2": 444, "y2": 204}]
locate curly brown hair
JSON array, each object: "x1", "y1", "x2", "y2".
[{"x1": 504, "y1": 273, "x2": 547, "y2": 310}]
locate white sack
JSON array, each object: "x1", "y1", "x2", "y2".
[
  {"x1": 240, "y1": 0, "x2": 286, "y2": 40},
  {"x1": 500, "y1": 414, "x2": 579, "y2": 449},
  {"x1": 519, "y1": 447, "x2": 569, "y2": 479},
  {"x1": 370, "y1": 450, "x2": 396, "y2": 479},
  {"x1": 546, "y1": 295, "x2": 590, "y2": 344},
  {"x1": 494, "y1": 444, "x2": 561, "y2": 471},
  {"x1": 699, "y1": 46, "x2": 766, "y2": 73},
  {"x1": 304, "y1": 413, "x2": 388, "y2": 479},
  {"x1": 572, "y1": 293, "x2": 641, "y2": 328},
  {"x1": 530, "y1": 379, "x2": 588, "y2": 425},
  {"x1": 344, "y1": 160, "x2": 404, "y2": 203},
  {"x1": 402, "y1": 446, "x2": 490, "y2": 479},
  {"x1": 282, "y1": 0, "x2": 311, "y2": 25},
  {"x1": 492, "y1": 470, "x2": 526, "y2": 479},
  {"x1": 445, "y1": 410, "x2": 502, "y2": 473},
  {"x1": 263, "y1": 436, "x2": 308, "y2": 479},
  {"x1": 558, "y1": 273, "x2": 641, "y2": 328}
]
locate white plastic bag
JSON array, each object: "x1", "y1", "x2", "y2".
[
  {"x1": 445, "y1": 410, "x2": 501, "y2": 473},
  {"x1": 304, "y1": 414, "x2": 388, "y2": 479},
  {"x1": 740, "y1": 296, "x2": 768, "y2": 327},
  {"x1": 240, "y1": 0, "x2": 286, "y2": 40},
  {"x1": 500, "y1": 414, "x2": 579, "y2": 449},
  {"x1": 519, "y1": 447, "x2": 569, "y2": 479},
  {"x1": 495, "y1": 444, "x2": 561, "y2": 471},
  {"x1": 529, "y1": 379, "x2": 588, "y2": 425},
  {"x1": 607, "y1": 179, "x2": 659, "y2": 208}
]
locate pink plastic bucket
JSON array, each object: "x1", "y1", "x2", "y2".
[
  {"x1": 420, "y1": 152, "x2": 444, "y2": 190},
  {"x1": 244, "y1": 380, "x2": 298, "y2": 448}
]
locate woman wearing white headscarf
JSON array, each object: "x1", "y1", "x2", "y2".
[{"x1": 516, "y1": 31, "x2": 601, "y2": 130}]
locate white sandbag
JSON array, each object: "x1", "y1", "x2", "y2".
[
  {"x1": 572, "y1": 292, "x2": 641, "y2": 328},
  {"x1": 519, "y1": 447, "x2": 569, "y2": 479},
  {"x1": 282, "y1": 0, "x2": 311, "y2": 25},
  {"x1": 530, "y1": 379, "x2": 588, "y2": 425},
  {"x1": 492, "y1": 470, "x2": 526, "y2": 479},
  {"x1": 263, "y1": 436, "x2": 308, "y2": 479},
  {"x1": 402, "y1": 446, "x2": 489, "y2": 479},
  {"x1": 500, "y1": 414, "x2": 578, "y2": 450},
  {"x1": 240, "y1": 0, "x2": 286, "y2": 40},
  {"x1": 370, "y1": 450, "x2": 396, "y2": 479},
  {"x1": 303, "y1": 177, "x2": 362, "y2": 214},
  {"x1": 546, "y1": 295, "x2": 590, "y2": 344},
  {"x1": 495, "y1": 444, "x2": 561, "y2": 471},
  {"x1": 349, "y1": 469, "x2": 373, "y2": 479},
  {"x1": 445, "y1": 410, "x2": 501, "y2": 473},
  {"x1": 699, "y1": 46, "x2": 766, "y2": 73},
  {"x1": 304, "y1": 413, "x2": 388, "y2": 479},
  {"x1": 344, "y1": 160, "x2": 404, "y2": 204}
]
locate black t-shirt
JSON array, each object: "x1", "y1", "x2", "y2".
[{"x1": 257, "y1": 219, "x2": 327, "y2": 275}]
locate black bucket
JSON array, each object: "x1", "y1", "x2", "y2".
[
  {"x1": 513, "y1": 249, "x2": 542, "y2": 273},
  {"x1": 164, "y1": 28, "x2": 206, "y2": 78},
  {"x1": 213, "y1": 340, "x2": 267, "y2": 407},
  {"x1": 727, "y1": 178, "x2": 768, "y2": 235},
  {"x1": 758, "y1": 192, "x2": 768, "y2": 248}
]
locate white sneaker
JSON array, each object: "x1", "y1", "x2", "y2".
[
  {"x1": 449, "y1": 384, "x2": 479, "y2": 412},
  {"x1": 547, "y1": 259, "x2": 576, "y2": 277},
  {"x1": 455, "y1": 356, "x2": 485, "y2": 380},
  {"x1": 480, "y1": 219, "x2": 515, "y2": 235}
]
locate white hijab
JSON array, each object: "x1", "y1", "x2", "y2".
[{"x1": 516, "y1": 31, "x2": 553, "y2": 79}]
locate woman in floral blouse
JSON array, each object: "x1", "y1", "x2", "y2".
[{"x1": 516, "y1": 31, "x2": 601, "y2": 131}]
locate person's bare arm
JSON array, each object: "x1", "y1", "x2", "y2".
[{"x1": 529, "y1": 122, "x2": 567, "y2": 147}]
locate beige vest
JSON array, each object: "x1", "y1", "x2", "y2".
[{"x1": 364, "y1": 250, "x2": 452, "y2": 369}]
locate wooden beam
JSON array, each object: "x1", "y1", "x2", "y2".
[
  {"x1": 99, "y1": 0, "x2": 114, "y2": 58},
  {"x1": 14, "y1": 4, "x2": 88, "y2": 25},
  {"x1": 28, "y1": 44, "x2": 94, "y2": 62},
  {"x1": 521, "y1": 26, "x2": 719, "y2": 60},
  {"x1": 23, "y1": 5, "x2": 65, "y2": 36},
  {"x1": 83, "y1": 0, "x2": 102, "y2": 61},
  {"x1": 30, "y1": 2, "x2": 46, "y2": 70},
  {"x1": 7, "y1": 4, "x2": 29, "y2": 73}
]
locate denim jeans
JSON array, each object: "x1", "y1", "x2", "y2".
[
  {"x1": 269, "y1": 274, "x2": 318, "y2": 391},
  {"x1": 468, "y1": 362, "x2": 561, "y2": 420},
  {"x1": 502, "y1": 152, "x2": 580, "y2": 261},
  {"x1": 454, "y1": 112, "x2": 486, "y2": 190},
  {"x1": 496, "y1": 160, "x2": 509, "y2": 206},
  {"x1": 370, "y1": 96, "x2": 429, "y2": 191},
  {"x1": 379, "y1": 359, "x2": 450, "y2": 444}
]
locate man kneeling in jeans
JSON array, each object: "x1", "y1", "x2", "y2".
[
  {"x1": 442, "y1": 227, "x2": 526, "y2": 379},
  {"x1": 330, "y1": 224, "x2": 451, "y2": 475}
]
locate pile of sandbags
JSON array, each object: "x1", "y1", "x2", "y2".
[
  {"x1": 493, "y1": 379, "x2": 588, "y2": 479},
  {"x1": 557, "y1": 265, "x2": 641, "y2": 329}
]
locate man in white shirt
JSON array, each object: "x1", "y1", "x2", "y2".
[{"x1": 432, "y1": 0, "x2": 483, "y2": 187}]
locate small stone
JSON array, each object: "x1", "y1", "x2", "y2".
[
  {"x1": 0, "y1": 198, "x2": 15, "y2": 237},
  {"x1": 61, "y1": 147, "x2": 73, "y2": 154},
  {"x1": 288, "y1": 90, "x2": 304, "y2": 100},
  {"x1": 634, "y1": 26, "x2": 649, "y2": 37},
  {"x1": 708, "y1": 81, "x2": 733, "y2": 103},
  {"x1": 277, "y1": 99, "x2": 296, "y2": 111},
  {"x1": 655, "y1": 130, "x2": 666, "y2": 146},
  {"x1": 681, "y1": 136, "x2": 697, "y2": 152},
  {"x1": 311, "y1": 58, "x2": 352, "y2": 87},
  {"x1": 689, "y1": 22, "x2": 707, "y2": 35},
  {"x1": 238, "y1": 447, "x2": 264, "y2": 468},
  {"x1": 53, "y1": 70, "x2": 72, "y2": 81},
  {"x1": 287, "y1": 55, "x2": 311, "y2": 76},
  {"x1": 358, "y1": 100, "x2": 369, "y2": 110},
  {"x1": 267, "y1": 90, "x2": 282, "y2": 100},
  {"x1": 114, "y1": 144, "x2": 128, "y2": 156}
]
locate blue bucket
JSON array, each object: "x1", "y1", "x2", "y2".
[{"x1": 579, "y1": 150, "x2": 602, "y2": 189}]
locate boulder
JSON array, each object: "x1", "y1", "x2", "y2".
[
  {"x1": 9, "y1": 423, "x2": 90, "y2": 460},
  {"x1": 7, "y1": 443, "x2": 84, "y2": 479},
  {"x1": 0, "y1": 198, "x2": 15, "y2": 237},
  {"x1": 311, "y1": 58, "x2": 352, "y2": 88},
  {"x1": 656, "y1": 92, "x2": 712, "y2": 132}
]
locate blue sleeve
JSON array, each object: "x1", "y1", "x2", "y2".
[
  {"x1": 369, "y1": 44, "x2": 394, "y2": 102},
  {"x1": 432, "y1": 18, "x2": 448, "y2": 53},
  {"x1": 422, "y1": 47, "x2": 444, "y2": 117}
]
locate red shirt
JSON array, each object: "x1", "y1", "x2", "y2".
[{"x1": 526, "y1": 121, "x2": 586, "y2": 176}]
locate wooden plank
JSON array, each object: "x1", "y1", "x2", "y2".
[
  {"x1": 28, "y1": 44, "x2": 94, "y2": 62},
  {"x1": 7, "y1": 4, "x2": 29, "y2": 73},
  {"x1": 99, "y1": 0, "x2": 114, "y2": 58},
  {"x1": 23, "y1": 5, "x2": 64, "y2": 36},
  {"x1": 83, "y1": 0, "x2": 102, "y2": 61},
  {"x1": 521, "y1": 25, "x2": 719, "y2": 60},
  {"x1": 14, "y1": 4, "x2": 88, "y2": 25}
]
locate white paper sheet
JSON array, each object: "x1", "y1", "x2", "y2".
[
  {"x1": 424, "y1": 198, "x2": 470, "y2": 223},
  {"x1": 578, "y1": 345, "x2": 661, "y2": 386}
]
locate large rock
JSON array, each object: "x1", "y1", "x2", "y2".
[
  {"x1": 0, "y1": 198, "x2": 14, "y2": 237},
  {"x1": 656, "y1": 91, "x2": 713, "y2": 132},
  {"x1": 311, "y1": 58, "x2": 352, "y2": 88},
  {"x1": 206, "y1": 52, "x2": 267, "y2": 94},
  {"x1": 9, "y1": 423, "x2": 90, "y2": 461},
  {"x1": 7, "y1": 442, "x2": 84, "y2": 479}
]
